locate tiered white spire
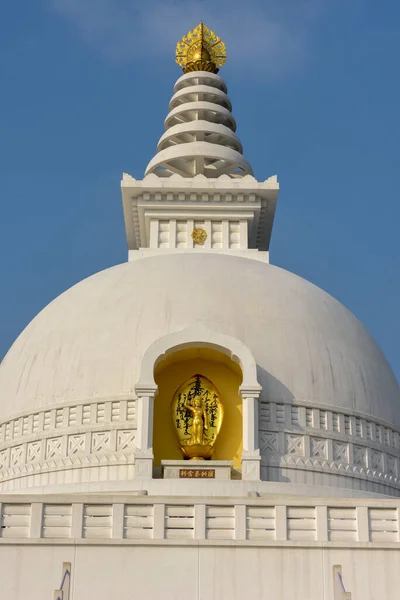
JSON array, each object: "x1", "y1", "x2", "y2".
[
  {"x1": 122, "y1": 22, "x2": 278, "y2": 261},
  {"x1": 145, "y1": 71, "x2": 253, "y2": 179}
]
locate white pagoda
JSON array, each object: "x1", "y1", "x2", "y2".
[{"x1": 0, "y1": 22, "x2": 399, "y2": 600}]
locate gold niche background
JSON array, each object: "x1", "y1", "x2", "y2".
[{"x1": 153, "y1": 348, "x2": 243, "y2": 467}]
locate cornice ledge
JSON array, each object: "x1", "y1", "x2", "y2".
[
  {"x1": 135, "y1": 383, "x2": 158, "y2": 396},
  {"x1": 121, "y1": 172, "x2": 279, "y2": 192}
]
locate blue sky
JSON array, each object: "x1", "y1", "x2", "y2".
[{"x1": 0, "y1": 0, "x2": 399, "y2": 381}]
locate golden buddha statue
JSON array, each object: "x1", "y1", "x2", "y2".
[
  {"x1": 184, "y1": 394, "x2": 208, "y2": 445},
  {"x1": 172, "y1": 374, "x2": 223, "y2": 460}
]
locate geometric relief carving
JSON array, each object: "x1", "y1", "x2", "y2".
[
  {"x1": 353, "y1": 445, "x2": 366, "y2": 467},
  {"x1": 0, "y1": 400, "x2": 137, "y2": 450},
  {"x1": 10, "y1": 445, "x2": 24, "y2": 467},
  {"x1": 0, "y1": 399, "x2": 143, "y2": 486},
  {"x1": 286, "y1": 434, "x2": 304, "y2": 456},
  {"x1": 371, "y1": 450, "x2": 383, "y2": 470},
  {"x1": 46, "y1": 437, "x2": 63, "y2": 459},
  {"x1": 260, "y1": 432, "x2": 278, "y2": 453},
  {"x1": 242, "y1": 459, "x2": 259, "y2": 480},
  {"x1": 3, "y1": 399, "x2": 398, "y2": 489},
  {"x1": 116, "y1": 430, "x2": 135, "y2": 452},
  {"x1": 333, "y1": 441, "x2": 348, "y2": 463},
  {"x1": 27, "y1": 442, "x2": 41, "y2": 463},
  {"x1": 387, "y1": 455, "x2": 397, "y2": 477},
  {"x1": 91, "y1": 431, "x2": 111, "y2": 453},
  {"x1": 68, "y1": 434, "x2": 86, "y2": 456},
  {"x1": 0, "y1": 449, "x2": 9, "y2": 469},
  {"x1": 310, "y1": 437, "x2": 327, "y2": 459}
]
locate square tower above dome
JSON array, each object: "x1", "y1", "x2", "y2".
[
  {"x1": 121, "y1": 172, "x2": 279, "y2": 262},
  {"x1": 122, "y1": 45, "x2": 280, "y2": 263}
]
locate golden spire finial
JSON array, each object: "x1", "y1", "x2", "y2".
[{"x1": 176, "y1": 22, "x2": 227, "y2": 74}]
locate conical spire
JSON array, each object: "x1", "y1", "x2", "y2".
[{"x1": 145, "y1": 24, "x2": 253, "y2": 179}]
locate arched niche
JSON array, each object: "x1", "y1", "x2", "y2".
[
  {"x1": 135, "y1": 325, "x2": 262, "y2": 480},
  {"x1": 153, "y1": 347, "x2": 243, "y2": 468}
]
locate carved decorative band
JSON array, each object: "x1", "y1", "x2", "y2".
[
  {"x1": 0, "y1": 428, "x2": 136, "y2": 483},
  {"x1": 0, "y1": 399, "x2": 137, "y2": 484},
  {"x1": 260, "y1": 431, "x2": 399, "y2": 490},
  {"x1": 260, "y1": 401, "x2": 400, "y2": 452},
  {"x1": 0, "y1": 399, "x2": 136, "y2": 447},
  {"x1": 259, "y1": 401, "x2": 400, "y2": 490}
]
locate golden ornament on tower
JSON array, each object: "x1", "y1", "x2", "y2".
[
  {"x1": 176, "y1": 22, "x2": 227, "y2": 74},
  {"x1": 191, "y1": 227, "x2": 207, "y2": 245}
]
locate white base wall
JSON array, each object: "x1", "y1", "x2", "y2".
[
  {"x1": 0, "y1": 494, "x2": 399, "y2": 599},
  {"x1": 0, "y1": 544, "x2": 399, "y2": 600}
]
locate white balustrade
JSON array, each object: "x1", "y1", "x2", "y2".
[{"x1": 0, "y1": 497, "x2": 399, "y2": 546}]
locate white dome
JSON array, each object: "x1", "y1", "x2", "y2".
[
  {"x1": 0, "y1": 253, "x2": 399, "y2": 495},
  {"x1": 1, "y1": 253, "x2": 398, "y2": 422},
  {"x1": 0, "y1": 252, "x2": 400, "y2": 495}
]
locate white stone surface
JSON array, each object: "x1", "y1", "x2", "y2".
[
  {"x1": 0, "y1": 493, "x2": 399, "y2": 543},
  {"x1": 0, "y1": 495, "x2": 399, "y2": 599},
  {"x1": 0, "y1": 253, "x2": 399, "y2": 494},
  {"x1": 1, "y1": 254, "x2": 397, "y2": 424},
  {"x1": 2, "y1": 476, "x2": 393, "y2": 498},
  {"x1": 1, "y1": 58, "x2": 398, "y2": 600},
  {"x1": 120, "y1": 172, "x2": 279, "y2": 255},
  {"x1": 128, "y1": 248, "x2": 270, "y2": 263},
  {"x1": 3, "y1": 544, "x2": 400, "y2": 600},
  {"x1": 137, "y1": 324, "x2": 260, "y2": 389},
  {"x1": 145, "y1": 71, "x2": 253, "y2": 179}
]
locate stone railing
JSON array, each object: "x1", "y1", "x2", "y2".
[
  {"x1": 1, "y1": 396, "x2": 399, "y2": 494},
  {"x1": 0, "y1": 399, "x2": 136, "y2": 489},
  {"x1": 259, "y1": 401, "x2": 400, "y2": 493},
  {"x1": 0, "y1": 496, "x2": 399, "y2": 546}
]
